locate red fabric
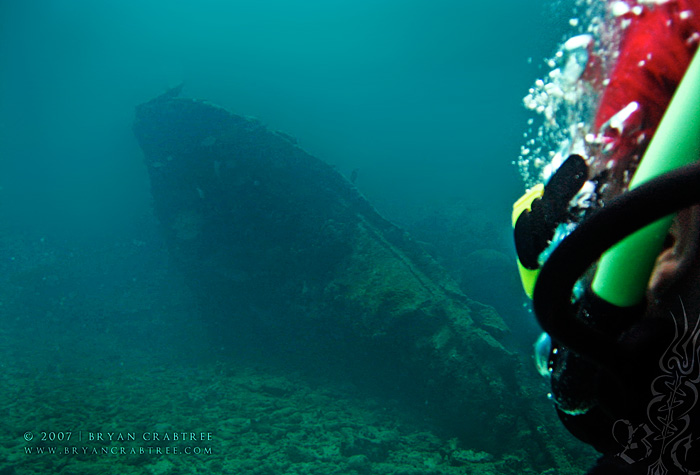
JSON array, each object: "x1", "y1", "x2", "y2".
[{"x1": 591, "y1": 0, "x2": 700, "y2": 171}]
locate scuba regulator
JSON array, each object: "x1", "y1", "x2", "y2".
[{"x1": 513, "y1": 47, "x2": 700, "y2": 448}]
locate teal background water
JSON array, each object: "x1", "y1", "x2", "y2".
[
  {"x1": 1, "y1": 0, "x2": 575, "y2": 238},
  {"x1": 0, "y1": 1, "x2": 596, "y2": 474}
]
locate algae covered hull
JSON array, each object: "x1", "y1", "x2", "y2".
[{"x1": 133, "y1": 93, "x2": 523, "y2": 450}]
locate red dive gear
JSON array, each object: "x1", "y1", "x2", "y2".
[
  {"x1": 593, "y1": 0, "x2": 700, "y2": 178},
  {"x1": 514, "y1": 1, "x2": 700, "y2": 471}
]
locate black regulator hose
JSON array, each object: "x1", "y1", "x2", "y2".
[{"x1": 533, "y1": 160, "x2": 700, "y2": 368}]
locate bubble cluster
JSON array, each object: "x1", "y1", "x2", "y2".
[{"x1": 517, "y1": 0, "x2": 610, "y2": 186}]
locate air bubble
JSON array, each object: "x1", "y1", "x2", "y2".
[{"x1": 611, "y1": 1, "x2": 630, "y2": 17}]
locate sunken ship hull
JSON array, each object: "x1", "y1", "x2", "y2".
[{"x1": 133, "y1": 93, "x2": 529, "y2": 452}]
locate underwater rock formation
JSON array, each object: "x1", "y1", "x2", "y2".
[{"x1": 133, "y1": 93, "x2": 524, "y2": 452}]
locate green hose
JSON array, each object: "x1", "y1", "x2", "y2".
[{"x1": 591, "y1": 49, "x2": 700, "y2": 307}]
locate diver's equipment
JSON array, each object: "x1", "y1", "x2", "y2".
[
  {"x1": 512, "y1": 154, "x2": 588, "y2": 298},
  {"x1": 534, "y1": 160, "x2": 700, "y2": 365},
  {"x1": 591, "y1": 48, "x2": 700, "y2": 307},
  {"x1": 516, "y1": 49, "x2": 700, "y2": 309},
  {"x1": 512, "y1": 184, "x2": 543, "y2": 299},
  {"x1": 531, "y1": 160, "x2": 700, "y2": 421},
  {"x1": 511, "y1": 7, "x2": 700, "y2": 452},
  {"x1": 513, "y1": 47, "x2": 700, "y2": 420}
]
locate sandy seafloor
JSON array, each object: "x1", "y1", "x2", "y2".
[
  {"x1": 0, "y1": 359, "x2": 544, "y2": 475},
  {"x1": 0, "y1": 359, "x2": 590, "y2": 475},
  {"x1": 0, "y1": 221, "x2": 596, "y2": 475}
]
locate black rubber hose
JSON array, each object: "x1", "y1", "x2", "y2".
[{"x1": 533, "y1": 160, "x2": 700, "y2": 367}]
